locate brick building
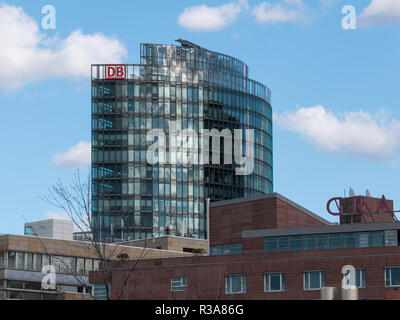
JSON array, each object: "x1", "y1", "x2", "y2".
[{"x1": 89, "y1": 193, "x2": 400, "y2": 300}]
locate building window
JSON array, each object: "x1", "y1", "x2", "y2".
[
  {"x1": 225, "y1": 275, "x2": 246, "y2": 294},
  {"x1": 171, "y1": 277, "x2": 188, "y2": 292},
  {"x1": 7, "y1": 252, "x2": 16, "y2": 269},
  {"x1": 94, "y1": 283, "x2": 110, "y2": 300},
  {"x1": 384, "y1": 230, "x2": 398, "y2": 247},
  {"x1": 265, "y1": 230, "x2": 393, "y2": 253},
  {"x1": 265, "y1": 273, "x2": 285, "y2": 292},
  {"x1": 385, "y1": 268, "x2": 400, "y2": 287},
  {"x1": 24, "y1": 227, "x2": 33, "y2": 236},
  {"x1": 304, "y1": 271, "x2": 325, "y2": 290},
  {"x1": 356, "y1": 269, "x2": 366, "y2": 288},
  {"x1": 210, "y1": 243, "x2": 242, "y2": 255},
  {"x1": 0, "y1": 252, "x2": 4, "y2": 269}
]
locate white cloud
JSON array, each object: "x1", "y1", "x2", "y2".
[
  {"x1": 358, "y1": 0, "x2": 400, "y2": 27},
  {"x1": 178, "y1": 1, "x2": 247, "y2": 31},
  {"x1": 252, "y1": 0, "x2": 307, "y2": 24},
  {"x1": 0, "y1": 3, "x2": 127, "y2": 91},
  {"x1": 275, "y1": 105, "x2": 400, "y2": 160},
  {"x1": 51, "y1": 141, "x2": 91, "y2": 169}
]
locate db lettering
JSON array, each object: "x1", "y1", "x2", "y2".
[{"x1": 105, "y1": 65, "x2": 126, "y2": 79}]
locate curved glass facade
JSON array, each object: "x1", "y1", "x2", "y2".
[{"x1": 91, "y1": 41, "x2": 273, "y2": 241}]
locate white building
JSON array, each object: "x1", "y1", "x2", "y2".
[{"x1": 24, "y1": 219, "x2": 74, "y2": 241}]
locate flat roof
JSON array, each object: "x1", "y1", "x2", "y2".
[
  {"x1": 210, "y1": 192, "x2": 332, "y2": 226},
  {"x1": 242, "y1": 221, "x2": 400, "y2": 238}
]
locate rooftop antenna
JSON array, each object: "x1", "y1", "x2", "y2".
[
  {"x1": 366, "y1": 189, "x2": 371, "y2": 197},
  {"x1": 349, "y1": 187, "x2": 355, "y2": 197}
]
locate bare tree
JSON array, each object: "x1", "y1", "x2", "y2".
[{"x1": 40, "y1": 170, "x2": 151, "y2": 300}]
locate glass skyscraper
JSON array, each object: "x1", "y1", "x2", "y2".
[{"x1": 91, "y1": 40, "x2": 272, "y2": 241}]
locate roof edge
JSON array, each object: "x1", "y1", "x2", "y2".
[{"x1": 209, "y1": 192, "x2": 332, "y2": 225}]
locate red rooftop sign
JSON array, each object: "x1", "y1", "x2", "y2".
[
  {"x1": 104, "y1": 65, "x2": 127, "y2": 80},
  {"x1": 326, "y1": 195, "x2": 392, "y2": 216}
]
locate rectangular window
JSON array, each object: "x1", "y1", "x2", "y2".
[
  {"x1": 25, "y1": 253, "x2": 33, "y2": 270},
  {"x1": 369, "y1": 231, "x2": 384, "y2": 247},
  {"x1": 94, "y1": 283, "x2": 110, "y2": 300},
  {"x1": 384, "y1": 230, "x2": 397, "y2": 247},
  {"x1": 225, "y1": 275, "x2": 246, "y2": 294},
  {"x1": 8, "y1": 252, "x2": 16, "y2": 269},
  {"x1": 278, "y1": 237, "x2": 289, "y2": 252},
  {"x1": 304, "y1": 271, "x2": 325, "y2": 290},
  {"x1": 171, "y1": 277, "x2": 187, "y2": 292},
  {"x1": 385, "y1": 267, "x2": 400, "y2": 287},
  {"x1": 0, "y1": 252, "x2": 4, "y2": 269},
  {"x1": 77, "y1": 258, "x2": 85, "y2": 275},
  {"x1": 34, "y1": 254, "x2": 42, "y2": 271},
  {"x1": 329, "y1": 234, "x2": 343, "y2": 249},
  {"x1": 265, "y1": 273, "x2": 285, "y2": 292},
  {"x1": 356, "y1": 269, "x2": 366, "y2": 288},
  {"x1": 290, "y1": 236, "x2": 303, "y2": 251},
  {"x1": 16, "y1": 252, "x2": 24, "y2": 270}
]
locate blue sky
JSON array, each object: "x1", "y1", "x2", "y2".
[{"x1": 0, "y1": 0, "x2": 399, "y2": 233}]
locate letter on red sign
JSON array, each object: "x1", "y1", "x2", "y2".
[
  {"x1": 107, "y1": 67, "x2": 115, "y2": 78},
  {"x1": 375, "y1": 195, "x2": 392, "y2": 214},
  {"x1": 326, "y1": 197, "x2": 343, "y2": 216},
  {"x1": 116, "y1": 66, "x2": 124, "y2": 77}
]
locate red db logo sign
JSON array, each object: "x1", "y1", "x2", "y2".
[{"x1": 105, "y1": 65, "x2": 126, "y2": 80}]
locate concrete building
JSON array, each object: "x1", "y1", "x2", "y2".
[
  {"x1": 89, "y1": 192, "x2": 400, "y2": 300},
  {"x1": 0, "y1": 232, "x2": 194, "y2": 300},
  {"x1": 24, "y1": 219, "x2": 74, "y2": 241}
]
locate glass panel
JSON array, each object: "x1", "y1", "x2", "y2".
[
  {"x1": 385, "y1": 230, "x2": 398, "y2": 247},
  {"x1": 317, "y1": 235, "x2": 328, "y2": 250},
  {"x1": 24, "y1": 292, "x2": 42, "y2": 300},
  {"x1": 34, "y1": 254, "x2": 42, "y2": 271},
  {"x1": 278, "y1": 237, "x2": 289, "y2": 252},
  {"x1": 358, "y1": 233, "x2": 369, "y2": 248},
  {"x1": 290, "y1": 236, "x2": 303, "y2": 251},
  {"x1": 94, "y1": 283, "x2": 108, "y2": 300},
  {"x1": 265, "y1": 238, "x2": 277, "y2": 253},
  {"x1": 309, "y1": 272, "x2": 320, "y2": 289},
  {"x1": 7, "y1": 291, "x2": 23, "y2": 300},
  {"x1": 77, "y1": 258, "x2": 85, "y2": 275},
  {"x1": 390, "y1": 268, "x2": 400, "y2": 286},
  {"x1": 304, "y1": 235, "x2": 316, "y2": 250},
  {"x1": 369, "y1": 231, "x2": 383, "y2": 247},
  {"x1": 25, "y1": 253, "x2": 33, "y2": 270},
  {"x1": 0, "y1": 252, "x2": 4, "y2": 269},
  {"x1": 343, "y1": 233, "x2": 356, "y2": 249},
  {"x1": 25, "y1": 282, "x2": 42, "y2": 291},
  {"x1": 7, "y1": 280, "x2": 23, "y2": 289},
  {"x1": 270, "y1": 273, "x2": 282, "y2": 291},
  {"x1": 329, "y1": 234, "x2": 343, "y2": 249},
  {"x1": 8, "y1": 252, "x2": 16, "y2": 269}
]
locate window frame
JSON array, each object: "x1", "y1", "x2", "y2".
[
  {"x1": 225, "y1": 274, "x2": 247, "y2": 295},
  {"x1": 385, "y1": 267, "x2": 400, "y2": 287},
  {"x1": 264, "y1": 272, "x2": 285, "y2": 292},
  {"x1": 303, "y1": 270, "x2": 325, "y2": 291},
  {"x1": 171, "y1": 277, "x2": 188, "y2": 292}
]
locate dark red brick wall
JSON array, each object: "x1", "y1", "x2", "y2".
[
  {"x1": 340, "y1": 196, "x2": 394, "y2": 224},
  {"x1": 91, "y1": 246, "x2": 400, "y2": 300},
  {"x1": 209, "y1": 196, "x2": 326, "y2": 247}
]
